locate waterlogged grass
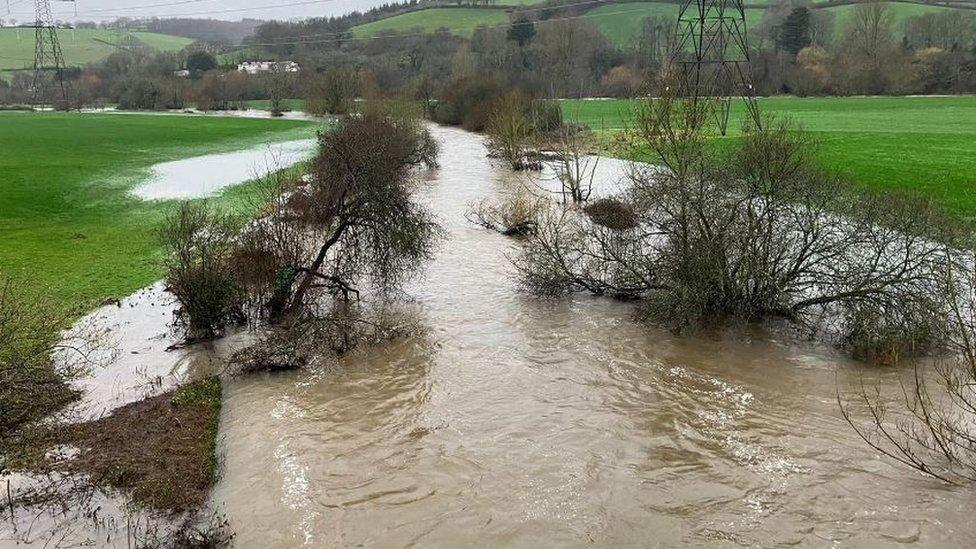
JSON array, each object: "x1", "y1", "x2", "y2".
[
  {"x1": 0, "y1": 112, "x2": 318, "y2": 312},
  {"x1": 0, "y1": 28, "x2": 192, "y2": 71},
  {"x1": 350, "y1": 8, "x2": 509, "y2": 38},
  {"x1": 563, "y1": 96, "x2": 976, "y2": 219}
]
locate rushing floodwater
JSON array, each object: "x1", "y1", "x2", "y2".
[
  {"x1": 132, "y1": 139, "x2": 316, "y2": 200},
  {"x1": 8, "y1": 125, "x2": 976, "y2": 547},
  {"x1": 210, "y1": 127, "x2": 976, "y2": 547}
]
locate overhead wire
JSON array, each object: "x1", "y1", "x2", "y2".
[
  {"x1": 9, "y1": 0, "x2": 354, "y2": 19},
  {"x1": 8, "y1": 0, "x2": 627, "y2": 21}
]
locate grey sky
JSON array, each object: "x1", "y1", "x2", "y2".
[{"x1": 5, "y1": 0, "x2": 391, "y2": 23}]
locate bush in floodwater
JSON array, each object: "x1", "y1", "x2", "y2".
[
  {"x1": 841, "y1": 255, "x2": 976, "y2": 484},
  {"x1": 516, "y1": 97, "x2": 957, "y2": 350},
  {"x1": 230, "y1": 303, "x2": 412, "y2": 373},
  {"x1": 158, "y1": 202, "x2": 244, "y2": 341},
  {"x1": 583, "y1": 198, "x2": 638, "y2": 231},
  {"x1": 234, "y1": 112, "x2": 441, "y2": 321},
  {"x1": 467, "y1": 185, "x2": 544, "y2": 237}
]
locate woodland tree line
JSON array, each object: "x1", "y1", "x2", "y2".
[{"x1": 2, "y1": 0, "x2": 976, "y2": 107}]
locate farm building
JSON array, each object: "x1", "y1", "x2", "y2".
[{"x1": 237, "y1": 61, "x2": 300, "y2": 74}]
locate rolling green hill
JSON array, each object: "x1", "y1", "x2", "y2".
[
  {"x1": 350, "y1": 8, "x2": 509, "y2": 38},
  {"x1": 347, "y1": 1, "x2": 976, "y2": 47},
  {"x1": 0, "y1": 28, "x2": 193, "y2": 72},
  {"x1": 588, "y1": 1, "x2": 974, "y2": 46},
  {"x1": 586, "y1": 2, "x2": 765, "y2": 46}
]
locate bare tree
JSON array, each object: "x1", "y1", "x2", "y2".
[
  {"x1": 305, "y1": 67, "x2": 359, "y2": 116},
  {"x1": 266, "y1": 65, "x2": 294, "y2": 117},
  {"x1": 238, "y1": 113, "x2": 441, "y2": 321},
  {"x1": 485, "y1": 91, "x2": 537, "y2": 171},
  {"x1": 849, "y1": 0, "x2": 894, "y2": 62},
  {"x1": 550, "y1": 124, "x2": 599, "y2": 203}
]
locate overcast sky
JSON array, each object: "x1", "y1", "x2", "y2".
[{"x1": 5, "y1": 0, "x2": 392, "y2": 23}]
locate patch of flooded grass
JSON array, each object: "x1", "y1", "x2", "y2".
[{"x1": 0, "y1": 112, "x2": 318, "y2": 314}]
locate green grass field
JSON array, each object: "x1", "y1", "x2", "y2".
[
  {"x1": 0, "y1": 28, "x2": 192, "y2": 72},
  {"x1": 350, "y1": 8, "x2": 509, "y2": 38},
  {"x1": 0, "y1": 112, "x2": 317, "y2": 312},
  {"x1": 563, "y1": 96, "x2": 976, "y2": 218},
  {"x1": 585, "y1": 2, "x2": 765, "y2": 46}
]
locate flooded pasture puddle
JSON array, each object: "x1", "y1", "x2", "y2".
[
  {"x1": 12, "y1": 126, "x2": 976, "y2": 547},
  {"x1": 132, "y1": 139, "x2": 316, "y2": 200}
]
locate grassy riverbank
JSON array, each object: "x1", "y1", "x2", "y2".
[
  {"x1": 564, "y1": 96, "x2": 976, "y2": 219},
  {"x1": 0, "y1": 112, "x2": 318, "y2": 312}
]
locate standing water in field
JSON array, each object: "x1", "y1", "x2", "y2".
[
  {"x1": 208, "y1": 126, "x2": 976, "y2": 547},
  {"x1": 132, "y1": 139, "x2": 316, "y2": 200}
]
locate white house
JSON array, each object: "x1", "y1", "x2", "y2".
[{"x1": 237, "y1": 61, "x2": 301, "y2": 75}]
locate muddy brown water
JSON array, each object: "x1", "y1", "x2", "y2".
[
  {"x1": 6, "y1": 125, "x2": 976, "y2": 547},
  {"x1": 211, "y1": 127, "x2": 976, "y2": 547}
]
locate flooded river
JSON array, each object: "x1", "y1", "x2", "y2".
[
  {"x1": 209, "y1": 126, "x2": 976, "y2": 547},
  {"x1": 8, "y1": 125, "x2": 976, "y2": 547}
]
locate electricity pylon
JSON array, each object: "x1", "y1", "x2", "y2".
[
  {"x1": 31, "y1": 0, "x2": 69, "y2": 105},
  {"x1": 670, "y1": 0, "x2": 761, "y2": 135}
]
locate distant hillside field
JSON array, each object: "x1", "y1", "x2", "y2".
[
  {"x1": 347, "y1": 1, "x2": 976, "y2": 47},
  {"x1": 0, "y1": 28, "x2": 193, "y2": 71},
  {"x1": 350, "y1": 8, "x2": 508, "y2": 38},
  {"x1": 586, "y1": 2, "x2": 765, "y2": 46},
  {"x1": 587, "y1": 1, "x2": 973, "y2": 46}
]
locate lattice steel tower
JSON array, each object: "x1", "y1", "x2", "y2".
[
  {"x1": 31, "y1": 0, "x2": 69, "y2": 104},
  {"x1": 671, "y1": 0, "x2": 761, "y2": 134}
]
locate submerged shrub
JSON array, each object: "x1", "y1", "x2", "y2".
[
  {"x1": 467, "y1": 186, "x2": 544, "y2": 237},
  {"x1": 158, "y1": 202, "x2": 244, "y2": 341},
  {"x1": 517, "y1": 98, "x2": 955, "y2": 354},
  {"x1": 583, "y1": 198, "x2": 638, "y2": 231}
]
